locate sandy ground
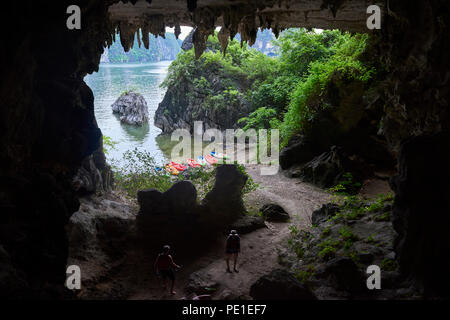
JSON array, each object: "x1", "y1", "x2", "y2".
[
  {"x1": 72, "y1": 164, "x2": 393, "y2": 300},
  {"x1": 125, "y1": 165, "x2": 331, "y2": 300}
]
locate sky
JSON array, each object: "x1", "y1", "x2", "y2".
[{"x1": 165, "y1": 26, "x2": 193, "y2": 40}]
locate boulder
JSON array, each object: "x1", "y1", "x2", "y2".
[
  {"x1": 324, "y1": 257, "x2": 365, "y2": 293},
  {"x1": 137, "y1": 189, "x2": 164, "y2": 215},
  {"x1": 202, "y1": 165, "x2": 248, "y2": 227},
  {"x1": 311, "y1": 203, "x2": 340, "y2": 226},
  {"x1": 228, "y1": 215, "x2": 266, "y2": 234},
  {"x1": 111, "y1": 91, "x2": 149, "y2": 125},
  {"x1": 137, "y1": 181, "x2": 197, "y2": 216},
  {"x1": 250, "y1": 269, "x2": 317, "y2": 300},
  {"x1": 163, "y1": 180, "x2": 197, "y2": 214},
  {"x1": 279, "y1": 134, "x2": 317, "y2": 170},
  {"x1": 299, "y1": 146, "x2": 345, "y2": 188},
  {"x1": 260, "y1": 204, "x2": 290, "y2": 222}
]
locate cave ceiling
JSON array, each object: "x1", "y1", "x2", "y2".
[{"x1": 107, "y1": 0, "x2": 384, "y2": 57}]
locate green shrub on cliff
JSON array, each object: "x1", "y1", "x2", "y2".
[
  {"x1": 280, "y1": 33, "x2": 374, "y2": 145},
  {"x1": 161, "y1": 29, "x2": 375, "y2": 148}
]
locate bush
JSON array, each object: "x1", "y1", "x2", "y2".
[{"x1": 112, "y1": 148, "x2": 258, "y2": 199}]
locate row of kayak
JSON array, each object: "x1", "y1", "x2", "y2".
[{"x1": 158, "y1": 152, "x2": 229, "y2": 175}]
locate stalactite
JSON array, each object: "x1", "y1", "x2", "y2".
[
  {"x1": 136, "y1": 29, "x2": 141, "y2": 48},
  {"x1": 218, "y1": 26, "x2": 230, "y2": 55},
  {"x1": 175, "y1": 23, "x2": 181, "y2": 39}
]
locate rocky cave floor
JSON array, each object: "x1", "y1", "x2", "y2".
[{"x1": 66, "y1": 165, "x2": 420, "y2": 300}]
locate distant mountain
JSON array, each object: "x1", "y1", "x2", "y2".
[
  {"x1": 234, "y1": 29, "x2": 278, "y2": 56},
  {"x1": 181, "y1": 28, "x2": 278, "y2": 57},
  {"x1": 101, "y1": 32, "x2": 181, "y2": 63}
]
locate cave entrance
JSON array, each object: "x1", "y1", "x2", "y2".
[{"x1": 3, "y1": 0, "x2": 450, "y2": 300}]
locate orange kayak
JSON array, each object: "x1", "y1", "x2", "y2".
[
  {"x1": 164, "y1": 164, "x2": 179, "y2": 175},
  {"x1": 187, "y1": 158, "x2": 201, "y2": 168},
  {"x1": 205, "y1": 154, "x2": 218, "y2": 165},
  {"x1": 170, "y1": 161, "x2": 187, "y2": 171}
]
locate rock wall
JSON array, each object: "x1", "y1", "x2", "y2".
[
  {"x1": 0, "y1": 1, "x2": 113, "y2": 298},
  {"x1": 154, "y1": 63, "x2": 252, "y2": 133},
  {"x1": 381, "y1": 1, "x2": 450, "y2": 297}
]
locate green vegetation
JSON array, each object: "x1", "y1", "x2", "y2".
[
  {"x1": 295, "y1": 265, "x2": 316, "y2": 283},
  {"x1": 162, "y1": 29, "x2": 374, "y2": 147},
  {"x1": 102, "y1": 135, "x2": 118, "y2": 155},
  {"x1": 328, "y1": 172, "x2": 362, "y2": 196},
  {"x1": 366, "y1": 234, "x2": 376, "y2": 244},
  {"x1": 318, "y1": 239, "x2": 340, "y2": 261},
  {"x1": 119, "y1": 87, "x2": 138, "y2": 97},
  {"x1": 321, "y1": 226, "x2": 331, "y2": 238},
  {"x1": 111, "y1": 148, "x2": 258, "y2": 199},
  {"x1": 381, "y1": 258, "x2": 397, "y2": 271}
]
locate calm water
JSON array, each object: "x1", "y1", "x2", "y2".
[{"x1": 84, "y1": 61, "x2": 171, "y2": 165}]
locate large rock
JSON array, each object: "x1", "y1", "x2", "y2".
[
  {"x1": 228, "y1": 215, "x2": 266, "y2": 234},
  {"x1": 311, "y1": 203, "x2": 340, "y2": 226},
  {"x1": 137, "y1": 189, "x2": 165, "y2": 215},
  {"x1": 181, "y1": 28, "x2": 195, "y2": 51},
  {"x1": 202, "y1": 165, "x2": 248, "y2": 227},
  {"x1": 279, "y1": 134, "x2": 318, "y2": 170},
  {"x1": 136, "y1": 167, "x2": 248, "y2": 250},
  {"x1": 299, "y1": 146, "x2": 345, "y2": 188},
  {"x1": 164, "y1": 180, "x2": 198, "y2": 214},
  {"x1": 154, "y1": 60, "x2": 252, "y2": 133},
  {"x1": 250, "y1": 269, "x2": 317, "y2": 300},
  {"x1": 260, "y1": 204, "x2": 290, "y2": 222},
  {"x1": 324, "y1": 257, "x2": 365, "y2": 294},
  {"x1": 72, "y1": 146, "x2": 113, "y2": 195},
  {"x1": 111, "y1": 91, "x2": 149, "y2": 125},
  {"x1": 137, "y1": 181, "x2": 197, "y2": 216}
]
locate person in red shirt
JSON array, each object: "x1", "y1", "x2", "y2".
[
  {"x1": 154, "y1": 245, "x2": 181, "y2": 295},
  {"x1": 225, "y1": 230, "x2": 241, "y2": 273}
]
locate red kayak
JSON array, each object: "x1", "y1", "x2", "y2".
[
  {"x1": 205, "y1": 154, "x2": 218, "y2": 165},
  {"x1": 187, "y1": 158, "x2": 201, "y2": 168},
  {"x1": 170, "y1": 161, "x2": 187, "y2": 171}
]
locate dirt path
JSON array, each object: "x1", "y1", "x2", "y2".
[{"x1": 126, "y1": 165, "x2": 331, "y2": 300}]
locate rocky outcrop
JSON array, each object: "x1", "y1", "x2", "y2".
[
  {"x1": 279, "y1": 76, "x2": 395, "y2": 189},
  {"x1": 260, "y1": 204, "x2": 290, "y2": 222},
  {"x1": 72, "y1": 146, "x2": 113, "y2": 195},
  {"x1": 136, "y1": 164, "x2": 248, "y2": 248},
  {"x1": 202, "y1": 165, "x2": 248, "y2": 225},
  {"x1": 112, "y1": 92, "x2": 149, "y2": 125},
  {"x1": 137, "y1": 180, "x2": 198, "y2": 217},
  {"x1": 278, "y1": 196, "x2": 415, "y2": 299},
  {"x1": 311, "y1": 203, "x2": 340, "y2": 226},
  {"x1": 154, "y1": 62, "x2": 251, "y2": 134},
  {"x1": 66, "y1": 192, "x2": 136, "y2": 299},
  {"x1": 228, "y1": 215, "x2": 266, "y2": 234},
  {"x1": 250, "y1": 269, "x2": 317, "y2": 300},
  {"x1": 181, "y1": 28, "x2": 195, "y2": 51}
]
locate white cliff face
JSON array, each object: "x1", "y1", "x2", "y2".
[
  {"x1": 100, "y1": 48, "x2": 109, "y2": 63},
  {"x1": 111, "y1": 91, "x2": 149, "y2": 126}
]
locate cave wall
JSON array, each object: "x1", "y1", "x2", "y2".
[
  {"x1": 0, "y1": 0, "x2": 449, "y2": 298},
  {"x1": 0, "y1": 1, "x2": 113, "y2": 298},
  {"x1": 381, "y1": 0, "x2": 450, "y2": 297}
]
